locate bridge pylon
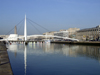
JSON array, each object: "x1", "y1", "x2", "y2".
[{"x1": 24, "y1": 14, "x2": 28, "y2": 45}]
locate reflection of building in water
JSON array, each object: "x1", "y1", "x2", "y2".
[
  {"x1": 73, "y1": 46, "x2": 100, "y2": 62},
  {"x1": 42, "y1": 43, "x2": 79, "y2": 56},
  {"x1": 62, "y1": 45, "x2": 70, "y2": 56},
  {"x1": 68, "y1": 45, "x2": 79, "y2": 57},
  {"x1": 8, "y1": 44, "x2": 27, "y2": 75},
  {"x1": 9, "y1": 43, "x2": 18, "y2": 51},
  {"x1": 43, "y1": 44, "x2": 65, "y2": 54},
  {"x1": 8, "y1": 43, "x2": 25, "y2": 52},
  {"x1": 8, "y1": 43, "x2": 18, "y2": 57},
  {"x1": 43, "y1": 43, "x2": 53, "y2": 53},
  {"x1": 61, "y1": 45, "x2": 100, "y2": 62},
  {"x1": 8, "y1": 43, "x2": 100, "y2": 63},
  {"x1": 42, "y1": 44, "x2": 100, "y2": 62}
]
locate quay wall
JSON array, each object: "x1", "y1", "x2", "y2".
[
  {"x1": 0, "y1": 41, "x2": 13, "y2": 75},
  {"x1": 51, "y1": 41, "x2": 100, "y2": 46}
]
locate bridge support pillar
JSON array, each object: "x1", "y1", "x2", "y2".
[{"x1": 25, "y1": 41, "x2": 28, "y2": 45}]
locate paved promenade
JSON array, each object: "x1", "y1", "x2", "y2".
[{"x1": 0, "y1": 41, "x2": 13, "y2": 75}]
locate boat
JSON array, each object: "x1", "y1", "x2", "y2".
[{"x1": 44, "y1": 39, "x2": 51, "y2": 43}]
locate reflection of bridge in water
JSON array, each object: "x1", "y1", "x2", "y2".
[{"x1": 7, "y1": 43, "x2": 100, "y2": 63}]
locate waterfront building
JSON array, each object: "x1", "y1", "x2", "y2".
[
  {"x1": 76, "y1": 25, "x2": 100, "y2": 41},
  {"x1": 7, "y1": 34, "x2": 18, "y2": 41},
  {"x1": 54, "y1": 30, "x2": 69, "y2": 37},
  {"x1": 59, "y1": 29, "x2": 66, "y2": 32},
  {"x1": 43, "y1": 31, "x2": 57, "y2": 39},
  {"x1": 43, "y1": 31, "x2": 56, "y2": 36},
  {"x1": 67, "y1": 28, "x2": 80, "y2": 38},
  {"x1": 0, "y1": 35, "x2": 8, "y2": 39},
  {"x1": 43, "y1": 28, "x2": 80, "y2": 39}
]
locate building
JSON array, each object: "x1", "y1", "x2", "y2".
[
  {"x1": 43, "y1": 31, "x2": 57, "y2": 39},
  {"x1": 76, "y1": 25, "x2": 100, "y2": 41},
  {"x1": 54, "y1": 30, "x2": 69, "y2": 37},
  {"x1": 0, "y1": 35, "x2": 8, "y2": 39},
  {"x1": 7, "y1": 34, "x2": 18, "y2": 41},
  {"x1": 67, "y1": 28, "x2": 80, "y2": 38},
  {"x1": 43, "y1": 31, "x2": 56, "y2": 35},
  {"x1": 43, "y1": 28, "x2": 80, "y2": 40}
]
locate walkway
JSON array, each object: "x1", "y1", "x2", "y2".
[{"x1": 0, "y1": 41, "x2": 13, "y2": 75}]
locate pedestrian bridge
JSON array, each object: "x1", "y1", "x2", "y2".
[
  {"x1": 0, "y1": 34, "x2": 79, "y2": 42},
  {"x1": 0, "y1": 15, "x2": 79, "y2": 42}
]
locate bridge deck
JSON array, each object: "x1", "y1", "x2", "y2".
[{"x1": 8, "y1": 40, "x2": 44, "y2": 42}]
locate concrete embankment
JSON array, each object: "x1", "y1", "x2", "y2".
[
  {"x1": 51, "y1": 41, "x2": 100, "y2": 46},
  {"x1": 0, "y1": 41, "x2": 13, "y2": 75}
]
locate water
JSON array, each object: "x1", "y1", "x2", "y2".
[{"x1": 7, "y1": 42, "x2": 100, "y2": 75}]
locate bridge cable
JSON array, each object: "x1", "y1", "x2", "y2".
[
  {"x1": 5, "y1": 19, "x2": 24, "y2": 35},
  {"x1": 27, "y1": 18, "x2": 51, "y2": 32},
  {"x1": 17, "y1": 20, "x2": 24, "y2": 34},
  {"x1": 27, "y1": 19, "x2": 42, "y2": 34}
]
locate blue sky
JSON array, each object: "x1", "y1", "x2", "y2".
[{"x1": 0, "y1": 0, "x2": 100, "y2": 35}]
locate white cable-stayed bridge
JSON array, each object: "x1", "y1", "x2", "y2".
[{"x1": 0, "y1": 15, "x2": 79, "y2": 44}]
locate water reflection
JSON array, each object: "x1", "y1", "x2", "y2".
[
  {"x1": 7, "y1": 43, "x2": 100, "y2": 75},
  {"x1": 24, "y1": 45, "x2": 27, "y2": 75},
  {"x1": 8, "y1": 43, "x2": 18, "y2": 57},
  {"x1": 7, "y1": 43, "x2": 100, "y2": 63}
]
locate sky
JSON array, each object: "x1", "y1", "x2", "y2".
[{"x1": 0, "y1": 0, "x2": 100, "y2": 35}]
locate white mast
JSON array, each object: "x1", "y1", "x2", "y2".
[{"x1": 24, "y1": 14, "x2": 27, "y2": 41}]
